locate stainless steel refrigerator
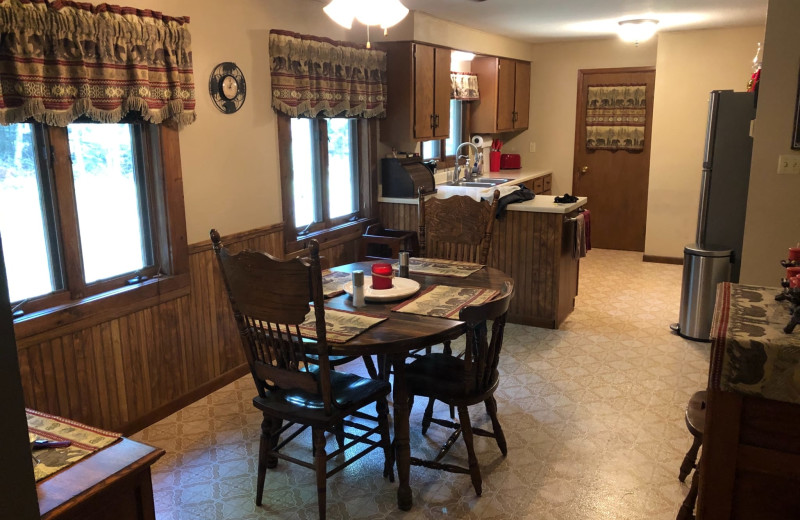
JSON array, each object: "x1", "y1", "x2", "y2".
[{"x1": 676, "y1": 90, "x2": 756, "y2": 341}]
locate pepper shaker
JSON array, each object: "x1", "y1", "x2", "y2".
[
  {"x1": 398, "y1": 251, "x2": 410, "y2": 278},
  {"x1": 351, "y1": 270, "x2": 365, "y2": 307}
]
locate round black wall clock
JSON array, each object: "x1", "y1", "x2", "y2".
[{"x1": 209, "y1": 62, "x2": 246, "y2": 114}]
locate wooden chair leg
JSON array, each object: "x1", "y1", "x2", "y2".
[
  {"x1": 312, "y1": 428, "x2": 328, "y2": 520},
  {"x1": 362, "y1": 355, "x2": 379, "y2": 379},
  {"x1": 422, "y1": 398, "x2": 435, "y2": 435},
  {"x1": 677, "y1": 460, "x2": 700, "y2": 520},
  {"x1": 457, "y1": 406, "x2": 483, "y2": 496},
  {"x1": 257, "y1": 415, "x2": 280, "y2": 505},
  {"x1": 679, "y1": 434, "x2": 702, "y2": 482},
  {"x1": 378, "y1": 395, "x2": 395, "y2": 482},
  {"x1": 484, "y1": 396, "x2": 507, "y2": 456}
]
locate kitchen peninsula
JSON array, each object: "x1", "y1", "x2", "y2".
[{"x1": 379, "y1": 170, "x2": 587, "y2": 328}]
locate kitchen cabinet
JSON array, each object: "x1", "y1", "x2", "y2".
[
  {"x1": 471, "y1": 57, "x2": 531, "y2": 133},
  {"x1": 520, "y1": 173, "x2": 552, "y2": 195},
  {"x1": 380, "y1": 42, "x2": 451, "y2": 145}
]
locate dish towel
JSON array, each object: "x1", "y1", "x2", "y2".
[
  {"x1": 582, "y1": 209, "x2": 592, "y2": 250},
  {"x1": 573, "y1": 213, "x2": 587, "y2": 259}
]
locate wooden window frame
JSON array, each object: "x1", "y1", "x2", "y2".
[
  {"x1": 12, "y1": 123, "x2": 189, "y2": 341},
  {"x1": 278, "y1": 115, "x2": 377, "y2": 253},
  {"x1": 421, "y1": 99, "x2": 470, "y2": 168}
]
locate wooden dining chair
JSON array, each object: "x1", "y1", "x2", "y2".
[
  {"x1": 210, "y1": 230, "x2": 394, "y2": 519},
  {"x1": 405, "y1": 280, "x2": 514, "y2": 496},
  {"x1": 417, "y1": 188, "x2": 501, "y2": 265}
]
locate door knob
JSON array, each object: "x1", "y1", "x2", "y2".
[{"x1": 580, "y1": 166, "x2": 589, "y2": 174}]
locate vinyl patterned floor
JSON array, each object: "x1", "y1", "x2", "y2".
[{"x1": 131, "y1": 248, "x2": 709, "y2": 519}]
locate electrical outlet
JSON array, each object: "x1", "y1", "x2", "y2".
[
  {"x1": 529, "y1": 142, "x2": 536, "y2": 153},
  {"x1": 777, "y1": 154, "x2": 800, "y2": 174}
]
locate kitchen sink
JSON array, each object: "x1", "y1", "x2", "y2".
[{"x1": 449, "y1": 177, "x2": 513, "y2": 187}]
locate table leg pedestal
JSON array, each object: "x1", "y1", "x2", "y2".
[{"x1": 391, "y1": 354, "x2": 413, "y2": 510}]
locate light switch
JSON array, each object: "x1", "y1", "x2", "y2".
[
  {"x1": 777, "y1": 154, "x2": 800, "y2": 174},
  {"x1": 529, "y1": 142, "x2": 536, "y2": 153}
]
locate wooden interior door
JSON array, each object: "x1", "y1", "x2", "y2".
[
  {"x1": 496, "y1": 58, "x2": 515, "y2": 131},
  {"x1": 572, "y1": 67, "x2": 656, "y2": 251},
  {"x1": 433, "y1": 47, "x2": 451, "y2": 139},
  {"x1": 413, "y1": 43, "x2": 434, "y2": 139},
  {"x1": 514, "y1": 60, "x2": 531, "y2": 129}
]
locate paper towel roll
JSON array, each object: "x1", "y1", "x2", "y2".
[{"x1": 471, "y1": 135, "x2": 491, "y2": 148}]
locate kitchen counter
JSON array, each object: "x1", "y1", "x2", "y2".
[
  {"x1": 377, "y1": 168, "x2": 586, "y2": 328},
  {"x1": 380, "y1": 169, "x2": 585, "y2": 214}
]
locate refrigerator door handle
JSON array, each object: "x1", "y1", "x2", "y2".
[{"x1": 703, "y1": 91, "x2": 721, "y2": 169}]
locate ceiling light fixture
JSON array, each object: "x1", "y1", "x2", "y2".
[
  {"x1": 617, "y1": 19, "x2": 659, "y2": 45},
  {"x1": 324, "y1": 0, "x2": 410, "y2": 47}
]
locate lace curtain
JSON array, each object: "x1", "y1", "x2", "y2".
[
  {"x1": 451, "y1": 72, "x2": 479, "y2": 101},
  {"x1": 0, "y1": 0, "x2": 196, "y2": 127},
  {"x1": 269, "y1": 29, "x2": 387, "y2": 118}
]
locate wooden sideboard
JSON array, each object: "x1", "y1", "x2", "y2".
[{"x1": 38, "y1": 438, "x2": 164, "y2": 520}]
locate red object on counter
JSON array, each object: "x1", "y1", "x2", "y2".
[
  {"x1": 500, "y1": 154, "x2": 521, "y2": 169},
  {"x1": 790, "y1": 247, "x2": 800, "y2": 261},
  {"x1": 371, "y1": 263, "x2": 393, "y2": 290},
  {"x1": 786, "y1": 266, "x2": 800, "y2": 279},
  {"x1": 489, "y1": 151, "x2": 501, "y2": 172},
  {"x1": 790, "y1": 276, "x2": 800, "y2": 289}
]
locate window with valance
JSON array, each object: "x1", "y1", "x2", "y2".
[
  {"x1": 269, "y1": 29, "x2": 387, "y2": 119},
  {"x1": 0, "y1": 0, "x2": 196, "y2": 127}
]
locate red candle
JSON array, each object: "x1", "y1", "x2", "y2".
[
  {"x1": 790, "y1": 247, "x2": 800, "y2": 261},
  {"x1": 790, "y1": 276, "x2": 800, "y2": 289},
  {"x1": 371, "y1": 262, "x2": 394, "y2": 290},
  {"x1": 787, "y1": 266, "x2": 800, "y2": 279}
]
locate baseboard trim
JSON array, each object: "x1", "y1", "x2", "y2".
[
  {"x1": 643, "y1": 255, "x2": 683, "y2": 265},
  {"x1": 120, "y1": 364, "x2": 249, "y2": 436}
]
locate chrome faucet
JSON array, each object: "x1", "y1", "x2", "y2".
[{"x1": 454, "y1": 142, "x2": 480, "y2": 183}]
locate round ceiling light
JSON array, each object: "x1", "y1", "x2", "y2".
[{"x1": 618, "y1": 19, "x2": 659, "y2": 44}]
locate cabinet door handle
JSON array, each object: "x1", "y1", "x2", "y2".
[
  {"x1": 434, "y1": 114, "x2": 440, "y2": 128},
  {"x1": 430, "y1": 114, "x2": 435, "y2": 129}
]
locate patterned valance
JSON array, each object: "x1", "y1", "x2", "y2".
[
  {"x1": 0, "y1": 0, "x2": 196, "y2": 127},
  {"x1": 269, "y1": 29, "x2": 387, "y2": 119},
  {"x1": 585, "y1": 84, "x2": 646, "y2": 151},
  {"x1": 451, "y1": 72, "x2": 479, "y2": 101}
]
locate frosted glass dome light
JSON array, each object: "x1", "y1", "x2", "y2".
[{"x1": 617, "y1": 19, "x2": 659, "y2": 44}]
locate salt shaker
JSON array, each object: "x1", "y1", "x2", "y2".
[
  {"x1": 351, "y1": 270, "x2": 365, "y2": 307},
  {"x1": 398, "y1": 251, "x2": 410, "y2": 278}
]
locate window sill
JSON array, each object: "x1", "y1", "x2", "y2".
[
  {"x1": 13, "y1": 273, "x2": 190, "y2": 347},
  {"x1": 288, "y1": 218, "x2": 371, "y2": 254}
]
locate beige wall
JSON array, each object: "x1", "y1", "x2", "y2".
[
  {"x1": 120, "y1": 0, "x2": 351, "y2": 243},
  {"x1": 646, "y1": 26, "x2": 764, "y2": 258},
  {"x1": 740, "y1": 0, "x2": 800, "y2": 284},
  {"x1": 514, "y1": 38, "x2": 658, "y2": 194}
]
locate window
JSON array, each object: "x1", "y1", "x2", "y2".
[
  {"x1": 422, "y1": 100, "x2": 465, "y2": 164},
  {"x1": 0, "y1": 121, "x2": 188, "y2": 325},
  {"x1": 279, "y1": 115, "x2": 371, "y2": 250}
]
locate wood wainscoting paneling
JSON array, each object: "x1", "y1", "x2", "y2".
[{"x1": 15, "y1": 224, "x2": 291, "y2": 435}]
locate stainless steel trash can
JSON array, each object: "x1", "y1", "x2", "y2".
[{"x1": 677, "y1": 244, "x2": 733, "y2": 341}]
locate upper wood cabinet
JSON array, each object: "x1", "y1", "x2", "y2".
[
  {"x1": 380, "y1": 42, "x2": 451, "y2": 145},
  {"x1": 471, "y1": 57, "x2": 531, "y2": 133}
]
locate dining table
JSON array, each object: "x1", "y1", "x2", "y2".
[{"x1": 323, "y1": 259, "x2": 514, "y2": 511}]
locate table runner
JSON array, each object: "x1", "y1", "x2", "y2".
[
  {"x1": 391, "y1": 284, "x2": 499, "y2": 319},
  {"x1": 299, "y1": 306, "x2": 386, "y2": 343},
  {"x1": 393, "y1": 258, "x2": 484, "y2": 278},
  {"x1": 322, "y1": 269, "x2": 351, "y2": 298},
  {"x1": 27, "y1": 409, "x2": 121, "y2": 482},
  {"x1": 709, "y1": 283, "x2": 800, "y2": 404}
]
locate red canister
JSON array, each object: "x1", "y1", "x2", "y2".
[
  {"x1": 789, "y1": 247, "x2": 800, "y2": 261},
  {"x1": 371, "y1": 263, "x2": 393, "y2": 290},
  {"x1": 786, "y1": 266, "x2": 800, "y2": 279}
]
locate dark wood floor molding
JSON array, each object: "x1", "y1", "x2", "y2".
[
  {"x1": 643, "y1": 254, "x2": 684, "y2": 265},
  {"x1": 120, "y1": 364, "x2": 249, "y2": 436}
]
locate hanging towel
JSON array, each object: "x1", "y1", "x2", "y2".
[
  {"x1": 582, "y1": 209, "x2": 591, "y2": 250},
  {"x1": 573, "y1": 213, "x2": 587, "y2": 259}
]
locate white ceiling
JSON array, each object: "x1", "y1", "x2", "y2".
[{"x1": 398, "y1": 0, "x2": 768, "y2": 42}]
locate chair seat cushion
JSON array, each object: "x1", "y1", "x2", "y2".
[
  {"x1": 253, "y1": 370, "x2": 390, "y2": 426},
  {"x1": 405, "y1": 353, "x2": 499, "y2": 405}
]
